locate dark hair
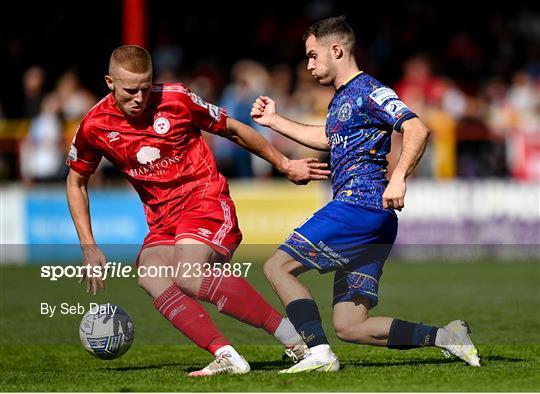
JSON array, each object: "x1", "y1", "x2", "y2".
[
  {"x1": 109, "y1": 45, "x2": 152, "y2": 75},
  {"x1": 303, "y1": 15, "x2": 356, "y2": 54}
]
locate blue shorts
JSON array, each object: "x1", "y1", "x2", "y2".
[{"x1": 279, "y1": 200, "x2": 397, "y2": 308}]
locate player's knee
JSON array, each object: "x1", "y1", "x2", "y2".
[
  {"x1": 137, "y1": 274, "x2": 153, "y2": 291},
  {"x1": 172, "y1": 275, "x2": 190, "y2": 292},
  {"x1": 171, "y1": 275, "x2": 200, "y2": 298},
  {"x1": 263, "y1": 255, "x2": 285, "y2": 283},
  {"x1": 137, "y1": 275, "x2": 175, "y2": 299},
  {"x1": 262, "y1": 259, "x2": 274, "y2": 281},
  {"x1": 334, "y1": 321, "x2": 355, "y2": 343}
]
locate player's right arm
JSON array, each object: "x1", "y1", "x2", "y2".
[
  {"x1": 66, "y1": 169, "x2": 106, "y2": 295},
  {"x1": 66, "y1": 119, "x2": 106, "y2": 295},
  {"x1": 251, "y1": 96, "x2": 329, "y2": 151}
]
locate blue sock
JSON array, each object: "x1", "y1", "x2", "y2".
[
  {"x1": 387, "y1": 319, "x2": 438, "y2": 349},
  {"x1": 285, "y1": 299, "x2": 328, "y2": 348}
]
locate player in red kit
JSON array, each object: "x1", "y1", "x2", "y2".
[{"x1": 66, "y1": 45, "x2": 330, "y2": 376}]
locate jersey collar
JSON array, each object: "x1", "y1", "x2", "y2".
[{"x1": 336, "y1": 71, "x2": 363, "y2": 93}]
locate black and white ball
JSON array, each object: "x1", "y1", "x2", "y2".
[{"x1": 79, "y1": 304, "x2": 134, "y2": 360}]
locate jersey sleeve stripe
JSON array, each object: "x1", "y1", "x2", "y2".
[{"x1": 393, "y1": 112, "x2": 417, "y2": 132}]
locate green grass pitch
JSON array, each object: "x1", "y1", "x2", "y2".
[{"x1": 1, "y1": 256, "x2": 539, "y2": 391}]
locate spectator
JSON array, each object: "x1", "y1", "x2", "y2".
[
  {"x1": 56, "y1": 70, "x2": 96, "y2": 121},
  {"x1": 507, "y1": 71, "x2": 539, "y2": 113},
  {"x1": 394, "y1": 55, "x2": 444, "y2": 115},
  {"x1": 456, "y1": 96, "x2": 508, "y2": 177},
  {"x1": 19, "y1": 93, "x2": 63, "y2": 185},
  {"x1": 266, "y1": 64, "x2": 300, "y2": 160},
  {"x1": 152, "y1": 28, "x2": 184, "y2": 77},
  {"x1": 220, "y1": 60, "x2": 271, "y2": 178},
  {"x1": 21, "y1": 66, "x2": 46, "y2": 118}
]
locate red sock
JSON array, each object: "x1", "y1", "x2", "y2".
[
  {"x1": 154, "y1": 285, "x2": 230, "y2": 354},
  {"x1": 198, "y1": 274, "x2": 282, "y2": 334}
]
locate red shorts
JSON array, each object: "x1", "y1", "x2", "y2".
[{"x1": 140, "y1": 196, "x2": 242, "y2": 259}]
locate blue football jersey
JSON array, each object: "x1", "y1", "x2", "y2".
[{"x1": 326, "y1": 72, "x2": 417, "y2": 210}]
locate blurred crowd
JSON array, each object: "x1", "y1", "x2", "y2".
[
  {"x1": 1, "y1": 2, "x2": 539, "y2": 185},
  {"x1": 3, "y1": 56, "x2": 538, "y2": 186},
  {"x1": 13, "y1": 68, "x2": 97, "y2": 185}
]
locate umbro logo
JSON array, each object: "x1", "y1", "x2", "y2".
[
  {"x1": 107, "y1": 131, "x2": 120, "y2": 143},
  {"x1": 197, "y1": 227, "x2": 212, "y2": 237},
  {"x1": 216, "y1": 295, "x2": 227, "y2": 312}
]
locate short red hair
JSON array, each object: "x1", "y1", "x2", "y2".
[{"x1": 109, "y1": 45, "x2": 152, "y2": 75}]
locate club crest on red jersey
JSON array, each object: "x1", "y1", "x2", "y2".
[{"x1": 153, "y1": 116, "x2": 170, "y2": 135}]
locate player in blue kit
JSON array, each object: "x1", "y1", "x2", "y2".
[{"x1": 251, "y1": 16, "x2": 480, "y2": 372}]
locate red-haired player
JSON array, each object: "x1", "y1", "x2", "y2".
[{"x1": 66, "y1": 45, "x2": 330, "y2": 376}]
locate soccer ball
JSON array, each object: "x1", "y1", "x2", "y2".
[{"x1": 79, "y1": 303, "x2": 135, "y2": 360}]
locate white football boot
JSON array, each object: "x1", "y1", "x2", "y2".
[
  {"x1": 189, "y1": 351, "x2": 250, "y2": 376},
  {"x1": 438, "y1": 320, "x2": 481, "y2": 367},
  {"x1": 279, "y1": 344, "x2": 340, "y2": 373}
]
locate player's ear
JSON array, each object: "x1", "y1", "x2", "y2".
[
  {"x1": 105, "y1": 75, "x2": 114, "y2": 91},
  {"x1": 331, "y1": 43, "x2": 343, "y2": 59}
]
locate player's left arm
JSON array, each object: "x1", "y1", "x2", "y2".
[
  {"x1": 223, "y1": 117, "x2": 330, "y2": 185},
  {"x1": 383, "y1": 117, "x2": 430, "y2": 211},
  {"x1": 184, "y1": 89, "x2": 330, "y2": 184}
]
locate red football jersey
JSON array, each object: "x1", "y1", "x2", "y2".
[{"x1": 67, "y1": 83, "x2": 232, "y2": 232}]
